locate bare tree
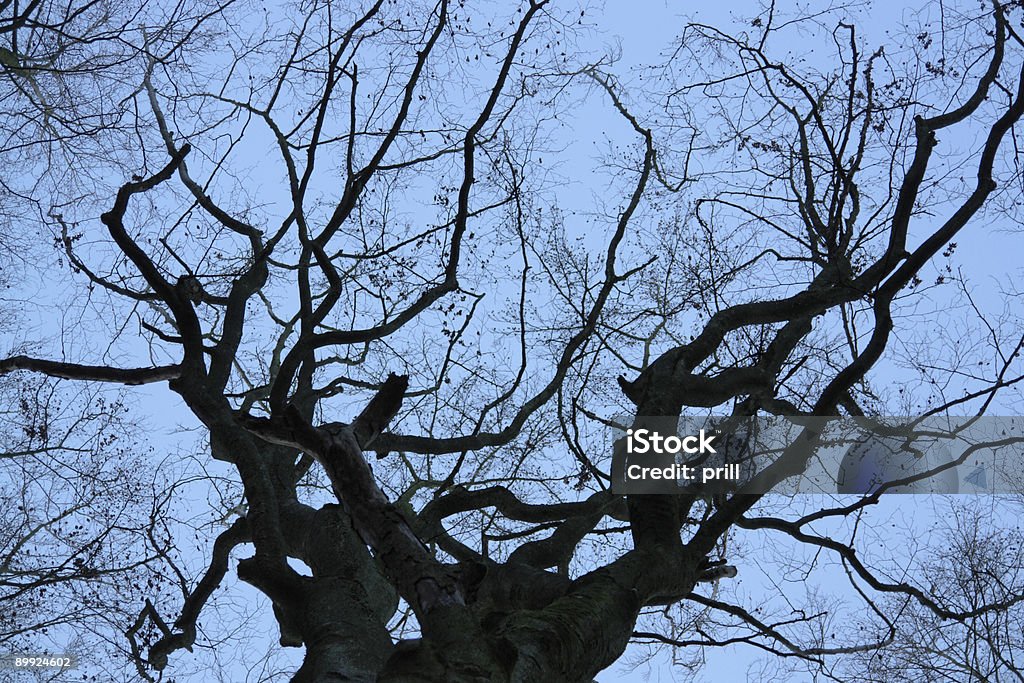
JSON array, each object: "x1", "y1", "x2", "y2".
[
  {"x1": 1, "y1": 0, "x2": 247, "y2": 678},
  {"x1": 3, "y1": 0, "x2": 1024, "y2": 681},
  {"x1": 841, "y1": 501, "x2": 1024, "y2": 682}
]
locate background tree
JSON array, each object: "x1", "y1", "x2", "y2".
[
  {"x1": 0, "y1": 0, "x2": 255, "y2": 678},
  {"x1": 842, "y1": 501, "x2": 1024, "y2": 682},
  {"x1": 2, "y1": 0, "x2": 1024, "y2": 681}
]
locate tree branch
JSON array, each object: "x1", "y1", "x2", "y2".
[{"x1": 0, "y1": 355, "x2": 181, "y2": 385}]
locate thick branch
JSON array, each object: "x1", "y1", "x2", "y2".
[
  {"x1": 0, "y1": 355, "x2": 181, "y2": 385},
  {"x1": 148, "y1": 517, "x2": 250, "y2": 670}
]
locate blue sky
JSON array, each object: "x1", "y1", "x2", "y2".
[{"x1": 5, "y1": 0, "x2": 1024, "y2": 681}]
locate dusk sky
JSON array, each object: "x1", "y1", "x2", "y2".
[{"x1": 2, "y1": 0, "x2": 1023, "y2": 681}]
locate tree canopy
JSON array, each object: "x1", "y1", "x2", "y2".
[{"x1": 3, "y1": 0, "x2": 1024, "y2": 680}]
